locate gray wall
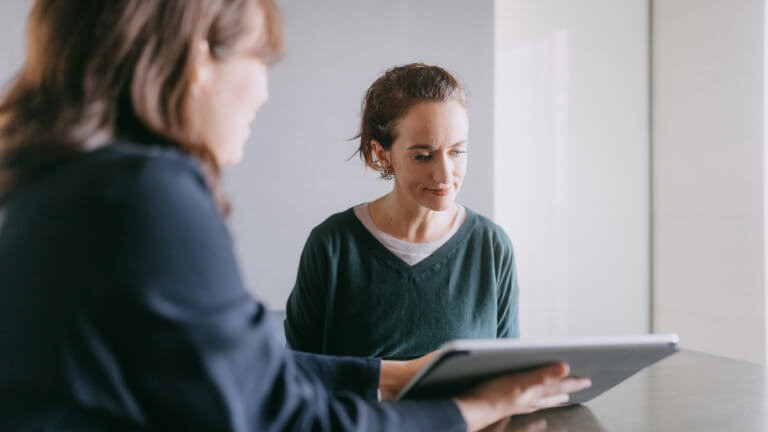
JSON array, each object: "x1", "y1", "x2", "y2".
[
  {"x1": 226, "y1": 0, "x2": 496, "y2": 307},
  {"x1": 0, "y1": 1, "x2": 28, "y2": 86},
  {"x1": 0, "y1": 1, "x2": 30, "y2": 229}
]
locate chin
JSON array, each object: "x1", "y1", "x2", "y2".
[
  {"x1": 419, "y1": 196, "x2": 456, "y2": 212},
  {"x1": 215, "y1": 152, "x2": 240, "y2": 166},
  {"x1": 223, "y1": 143, "x2": 246, "y2": 166}
]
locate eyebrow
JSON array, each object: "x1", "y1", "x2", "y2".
[{"x1": 407, "y1": 141, "x2": 467, "y2": 151}]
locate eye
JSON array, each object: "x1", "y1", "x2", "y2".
[
  {"x1": 413, "y1": 153, "x2": 432, "y2": 161},
  {"x1": 451, "y1": 149, "x2": 467, "y2": 158}
]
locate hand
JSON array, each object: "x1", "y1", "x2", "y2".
[
  {"x1": 379, "y1": 350, "x2": 439, "y2": 400},
  {"x1": 453, "y1": 362, "x2": 591, "y2": 431}
]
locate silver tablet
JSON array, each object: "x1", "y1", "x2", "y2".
[{"x1": 396, "y1": 334, "x2": 679, "y2": 404}]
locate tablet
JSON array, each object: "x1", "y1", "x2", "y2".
[{"x1": 396, "y1": 333, "x2": 679, "y2": 404}]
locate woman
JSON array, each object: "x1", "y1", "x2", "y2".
[
  {"x1": 0, "y1": 1, "x2": 589, "y2": 431},
  {"x1": 285, "y1": 64, "x2": 518, "y2": 360}
]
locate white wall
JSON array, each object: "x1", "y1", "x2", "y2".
[
  {"x1": 652, "y1": 0, "x2": 767, "y2": 364},
  {"x1": 226, "y1": 0, "x2": 496, "y2": 308},
  {"x1": 494, "y1": 0, "x2": 651, "y2": 337}
]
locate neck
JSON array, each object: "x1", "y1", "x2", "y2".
[{"x1": 368, "y1": 186, "x2": 458, "y2": 243}]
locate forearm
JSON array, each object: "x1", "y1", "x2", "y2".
[
  {"x1": 379, "y1": 360, "x2": 413, "y2": 400},
  {"x1": 379, "y1": 351, "x2": 440, "y2": 401},
  {"x1": 452, "y1": 397, "x2": 501, "y2": 432}
]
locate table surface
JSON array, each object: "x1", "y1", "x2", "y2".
[{"x1": 483, "y1": 349, "x2": 768, "y2": 431}]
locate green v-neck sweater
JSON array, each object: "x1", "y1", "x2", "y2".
[{"x1": 284, "y1": 207, "x2": 519, "y2": 360}]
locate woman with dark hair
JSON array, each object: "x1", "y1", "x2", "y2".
[
  {"x1": 0, "y1": 2, "x2": 589, "y2": 431},
  {"x1": 285, "y1": 64, "x2": 518, "y2": 360}
]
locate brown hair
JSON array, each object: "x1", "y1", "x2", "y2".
[
  {"x1": 355, "y1": 63, "x2": 467, "y2": 178},
  {"x1": 0, "y1": 0, "x2": 284, "y2": 213}
]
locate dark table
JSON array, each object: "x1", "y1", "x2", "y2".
[{"x1": 484, "y1": 349, "x2": 768, "y2": 431}]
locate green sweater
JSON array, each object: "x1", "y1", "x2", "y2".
[{"x1": 284, "y1": 207, "x2": 519, "y2": 360}]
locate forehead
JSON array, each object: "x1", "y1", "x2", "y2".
[
  {"x1": 229, "y1": 1, "x2": 280, "y2": 60},
  {"x1": 395, "y1": 100, "x2": 469, "y2": 143}
]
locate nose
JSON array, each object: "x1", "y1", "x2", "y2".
[
  {"x1": 253, "y1": 87, "x2": 269, "y2": 113},
  {"x1": 433, "y1": 153, "x2": 453, "y2": 185},
  {"x1": 256, "y1": 66, "x2": 269, "y2": 108}
]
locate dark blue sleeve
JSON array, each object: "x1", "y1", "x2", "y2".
[
  {"x1": 291, "y1": 350, "x2": 379, "y2": 401},
  {"x1": 86, "y1": 155, "x2": 466, "y2": 431}
]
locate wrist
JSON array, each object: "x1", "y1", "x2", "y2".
[
  {"x1": 453, "y1": 396, "x2": 496, "y2": 432},
  {"x1": 379, "y1": 360, "x2": 410, "y2": 400}
]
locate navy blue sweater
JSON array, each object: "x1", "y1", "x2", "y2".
[{"x1": 0, "y1": 141, "x2": 465, "y2": 431}]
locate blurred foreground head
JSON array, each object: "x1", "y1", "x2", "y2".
[{"x1": 0, "y1": 0, "x2": 284, "y2": 212}]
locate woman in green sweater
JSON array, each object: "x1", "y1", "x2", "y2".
[{"x1": 285, "y1": 63, "x2": 519, "y2": 360}]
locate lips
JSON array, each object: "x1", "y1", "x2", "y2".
[{"x1": 426, "y1": 187, "x2": 451, "y2": 196}]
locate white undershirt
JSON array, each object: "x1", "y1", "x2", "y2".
[{"x1": 353, "y1": 203, "x2": 467, "y2": 266}]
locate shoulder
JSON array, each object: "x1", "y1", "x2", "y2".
[
  {"x1": 89, "y1": 141, "x2": 216, "y2": 215},
  {"x1": 5, "y1": 140, "x2": 215, "y2": 223},
  {"x1": 462, "y1": 207, "x2": 515, "y2": 260},
  {"x1": 296, "y1": 206, "x2": 368, "y2": 262},
  {"x1": 306, "y1": 207, "x2": 359, "y2": 241},
  {"x1": 465, "y1": 208, "x2": 512, "y2": 246},
  {"x1": 93, "y1": 143, "x2": 238, "y2": 290},
  {"x1": 33, "y1": 140, "x2": 225, "y2": 243},
  {"x1": 7, "y1": 140, "x2": 206, "y2": 204},
  {"x1": 94, "y1": 141, "x2": 206, "y2": 192}
]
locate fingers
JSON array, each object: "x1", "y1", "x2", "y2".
[
  {"x1": 537, "y1": 376, "x2": 591, "y2": 400},
  {"x1": 536, "y1": 393, "x2": 569, "y2": 409},
  {"x1": 454, "y1": 365, "x2": 590, "y2": 429},
  {"x1": 559, "y1": 377, "x2": 592, "y2": 394},
  {"x1": 542, "y1": 362, "x2": 569, "y2": 378},
  {"x1": 530, "y1": 362, "x2": 591, "y2": 394},
  {"x1": 508, "y1": 362, "x2": 568, "y2": 391}
]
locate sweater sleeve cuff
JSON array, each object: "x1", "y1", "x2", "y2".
[
  {"x1": 360, "y1": 356, "x2": 382, "y2": 401},
  {"x1": 290, "y1": 350, "x2": 381, "y2": 401}
]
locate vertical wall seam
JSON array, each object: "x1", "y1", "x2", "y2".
[
  {"x1": 648, "y1": 0, "x2": 656, "y2": 334},
  {"x1": 763, "y1": 0, "x2": 768, "y2": 363}
]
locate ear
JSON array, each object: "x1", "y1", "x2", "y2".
[
  {"x1": 370, "y1": 140, "x2": 391, "y2": 167},
  {"x1": 190, "y1": 40, "x2": 214, "y2": 89}
]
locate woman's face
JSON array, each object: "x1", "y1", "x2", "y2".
[
  {"x1": 379, "y1": 100, "x2": 469, "y2": 212},
  {"x1": 186, "y1": 17, "x2": 269, "y2": 165}
]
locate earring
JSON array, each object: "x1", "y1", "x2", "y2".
[{"x1": 381, "y1": 166, "x2": 394, "y2": 180}]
